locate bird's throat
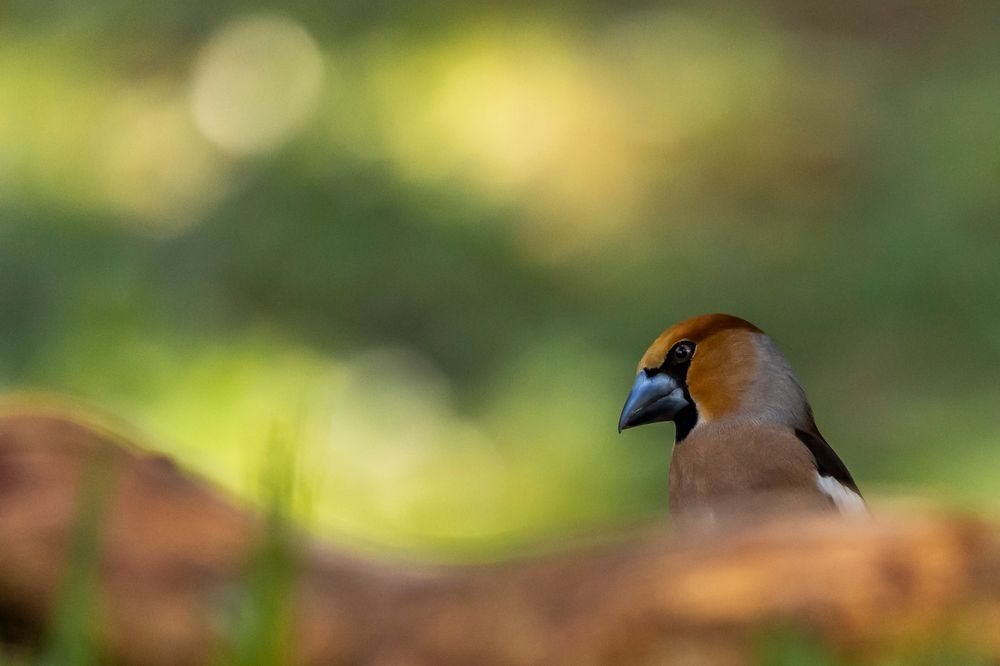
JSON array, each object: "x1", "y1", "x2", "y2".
[{"x1": 674, "y1": 402, "x2": 699, "y2": 443}]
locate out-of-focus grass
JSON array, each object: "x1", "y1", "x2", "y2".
[
  {"x1": 38, "y1": 456, "x2": 114, "y2": 666},
  {"x1": 215, "y1": 425, "x2": 304, "y2": 665},
  {"x1": 755, "y1": 625, "x2": 996, "y2": 666},
  {"x1": 755, "y1": 627, "x2": 841, "y2": 666},
  {"x1": 29, "y1": 424, "x2": 310, "y2": 665}
]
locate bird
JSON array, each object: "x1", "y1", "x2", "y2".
[{"x1": 618, "y1": 313, "x2": 864, "y2": 526}]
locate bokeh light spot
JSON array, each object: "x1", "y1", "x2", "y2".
[
  {"x1": 190, "y1": 14, "x2": 324, "y2": 155},
  {"x1": 97, "y1": 89, "x2": 229, "y2": 232}
]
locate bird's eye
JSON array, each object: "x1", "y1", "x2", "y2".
[{"x1": 670, "y1": 341, "x2": 695, "y2": 365}]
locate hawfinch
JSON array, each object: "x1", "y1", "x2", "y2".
[{"x1": 618, "y1": 314, "x2": 864, "y2": 524}]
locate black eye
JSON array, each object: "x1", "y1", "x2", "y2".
[{"x1": 669, "y1": 341, "x2": 695, "y2": 365}]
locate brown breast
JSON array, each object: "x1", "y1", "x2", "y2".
[{"x1": 668, "y1": 422, "x2": 835, "y2": 529}]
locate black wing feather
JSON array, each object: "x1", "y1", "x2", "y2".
[{"x1": 794, "y1": 426, "x2": 861, "y2": 497}]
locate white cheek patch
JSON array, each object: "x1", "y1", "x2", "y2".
[{"x1": 816, "y1": 473, "x2": 866, "y2": 513}]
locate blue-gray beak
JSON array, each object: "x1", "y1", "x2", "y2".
[{"x1": 618, "y1": 371, "x2": 689, "y2": 433}]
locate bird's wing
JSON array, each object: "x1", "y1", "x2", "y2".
[
  {"x1": 794, "y1": 425, "x2": 864, "y2": 513},
  {"x1": 793, "y1": 427, "x2": 860, "y2": 495}
]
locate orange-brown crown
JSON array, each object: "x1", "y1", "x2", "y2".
[{"x1": 638, "y1": 314, "x2": 763, "y2": 421}]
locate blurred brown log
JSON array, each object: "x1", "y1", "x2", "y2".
[{"x1": 1, "y1": 409, "x2": 999, "y2": 664}]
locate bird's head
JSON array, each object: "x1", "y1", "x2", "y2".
[{"x1": 618, "y1": 313, "x2": 808, "y2": 440}]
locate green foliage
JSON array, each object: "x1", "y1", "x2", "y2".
[{"x1": 1, "y1": 0, "x2": 999, "y2": 557}]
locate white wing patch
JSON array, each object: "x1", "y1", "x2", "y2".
[{"x1": 816, "y1": 473, "x2": 866, "y2": 513}]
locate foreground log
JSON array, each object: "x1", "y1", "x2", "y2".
[{"x1": 1, "y1": 409, "x2": 999, "y2": 664}]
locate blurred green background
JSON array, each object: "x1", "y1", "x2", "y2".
[{"x1": 1, "y1": 0, "x2": 998, "y2": 558}]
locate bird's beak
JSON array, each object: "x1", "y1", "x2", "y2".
[{"x1": 618, "y1": 372, "x2": 689, "y2": 433}]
